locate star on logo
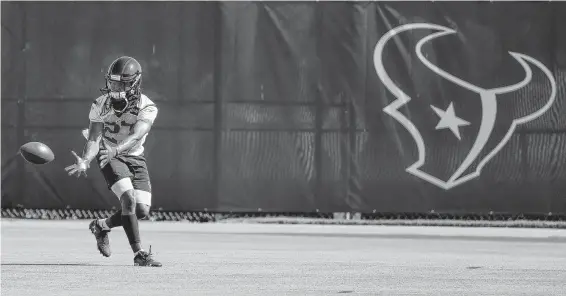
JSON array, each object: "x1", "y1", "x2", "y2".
[{"x1": 430, "y1": 102, "x2": 470, "y2": 140}]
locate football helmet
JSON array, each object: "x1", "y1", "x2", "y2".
[{"x1": 100, "y1": 56, "x2": 142, "y2": 114}]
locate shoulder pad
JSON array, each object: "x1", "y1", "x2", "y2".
[
  {"x1": 139, "y1": 94, "x2": 156, "y2": 109},
  {"x1": 92, "y1": 95, "x2": 107, "y2": 106}
]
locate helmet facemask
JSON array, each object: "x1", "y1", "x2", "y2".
[{"x1": 101, "y1": 74, "x2": 142, "y2": 115}]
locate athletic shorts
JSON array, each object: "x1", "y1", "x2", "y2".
[{"x1": 97, "y1": 154, "x2": 152, "y2": 205}]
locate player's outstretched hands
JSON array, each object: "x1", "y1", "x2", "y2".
[
  {"x1": 99, "y1": 141, "x2": 117, "y2": 168},
  {"x1": 65, "y1": 151, "x2": 89, "y2": 178}
]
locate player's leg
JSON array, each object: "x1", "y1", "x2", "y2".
[
  {"x1": 100, "y1": 170, "x2": 145, "y2": 256},
  {"x1": 95, "y1": 156, "x2": 152, "y2": 227},
  {"x1": 117, "y1": 185, "x2": 143, "y2": 254},
  {"x1": 101, "y1": 156, "x2": 152, "y2": 228},
  {"x1": 101, "y1": 196, "x2": 149, "y2": 229},
  {"x1": 89, "y1": 157, "x2": 133, "y2": 257},
  {"x1": 99, "y1": 176, "x2": 153, "y2": 263},
  {"x1": 129, "y1": 156, "x2": 161, "y2": 267},
  {"x1": 97, "y1": 155, "x2": 160, "y2": 266},
  {"x1": 95, "y1": 165, "x2": 151, "y2": 231}
]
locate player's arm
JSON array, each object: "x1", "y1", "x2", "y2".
[
  {"x1": 115, "y1": 105, "x2": 158, "y2": 155},
  {"x1": 66, "y1": 99, "x2": 105, "y2": 177},
  {"x1": 81, "y1": 121, "x2": 103, "y2": 164},
  {"x1": 115, "y1": 120, "x2": 153, "y2": 154}
]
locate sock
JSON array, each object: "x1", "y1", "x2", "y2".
[
  {"x1": 98, "y1": 219, "x2": 110, "y2": 231},
  {"x1": 121, "y1": 214, "x2": 142, "y2": 253},
  {"x1": 104, "y1": 208, "x2": 147, "y2": 229},
  {"x1": 105, "y1": 210, "x2": 123, "y2": 229}
]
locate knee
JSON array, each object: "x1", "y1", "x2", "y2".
[
  {"x1": 136, "y1": 204, "x2": 151, "y2": 220},
  {"x1": 120, "y1": 190, "x2": 136, "y2": 214}
]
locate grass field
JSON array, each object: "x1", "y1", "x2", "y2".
[{"x1": 2, "y1": 219, "x2": 566, "y2": 296}]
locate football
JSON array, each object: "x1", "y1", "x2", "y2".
[{"x1": 19, "y1": 142, "x2": 55, "y2": 165}]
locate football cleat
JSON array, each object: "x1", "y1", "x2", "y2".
[
  {"x1": 89, "y1": 219, "x2": 111, "y2": 257},
  {"x1": 134, "y1": 246, "x2": 162, "y2": 267}
]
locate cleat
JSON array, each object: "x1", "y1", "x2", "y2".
[
  {"x1": 89, "y1": 219, "x2": 111, "y2": 257},
  {"x1": 134, "y1": 245, "x2": 162, "y2": 267}
]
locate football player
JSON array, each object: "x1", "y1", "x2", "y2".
[{"x1": 65, "y1": 56, "x2": 162, "y2": 267}]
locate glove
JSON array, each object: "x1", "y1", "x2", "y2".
[{"x1": 99, "y1": 141, "x2": 118, "y2": 168}]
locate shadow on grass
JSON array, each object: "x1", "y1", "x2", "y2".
[{"x1": 1, "y1": 263, "x2": 130, "y2": 266}]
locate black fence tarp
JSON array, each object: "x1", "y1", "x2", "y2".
[{"x1": 2, "y1": 2, "x2": 566, "y2": 214}]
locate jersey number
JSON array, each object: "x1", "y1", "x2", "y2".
[{"x1": 104, "y1": 121, "x2": 135, "y2": 144}]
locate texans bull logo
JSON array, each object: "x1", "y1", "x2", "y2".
[{"x1": 374, "y1": 23, "x2": 557, "y2": 190}]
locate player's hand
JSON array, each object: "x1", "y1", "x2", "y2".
[
  {"x1": 99, "y1": 142, "x2": 118, "y2": 168},
  {"x1": 65, "y1": 151, "x2": 89, "y2": 178}
]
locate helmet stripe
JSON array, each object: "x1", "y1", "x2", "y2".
[{"x1": 121, "y1": 57, "x2": 133, "y2": 77}]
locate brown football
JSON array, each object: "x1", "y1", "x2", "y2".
[{"x1": 20, "y1": 142, "x2": 55, "y2": 165}]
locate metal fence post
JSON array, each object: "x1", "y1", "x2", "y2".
[
  {"x1": 212, "y1": 3, "x2": 223, "y2": 211},
  {"x1": 16, "y1": 2, "x2": 28, "y2": 207}
]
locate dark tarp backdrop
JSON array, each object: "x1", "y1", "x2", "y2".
[{"x1": 2, "y1": 2, "x2": 566, "y2": 214}]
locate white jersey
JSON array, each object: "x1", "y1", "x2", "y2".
[{"x1": 88, "y1": 94, "x2": 158, "y2": 156}]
